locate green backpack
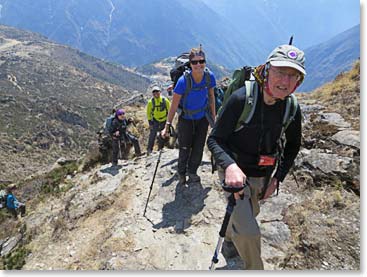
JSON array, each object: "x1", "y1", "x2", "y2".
[{"x1": 221, "y1": 66, "x2": 298, "y2": 132}]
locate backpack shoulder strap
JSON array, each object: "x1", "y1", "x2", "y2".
[
  {"x1": 151, "y1": 97, "x2": 156, "y2": 118},
  {"x1": 181, "y1": 70, "x2": 193, "y2": 112},
  {"x1": 234, "y1": 74, "x2": 259, "y2": 131},
  {"x1": 161, "y1": 96, "x2": 168, "y2": 113},
  {"x1": 283, "y1": 94, "x2": 298, "y2": 130},
  {"x1": 204, "y1": 67, "x2": 211, "y2": 88}
]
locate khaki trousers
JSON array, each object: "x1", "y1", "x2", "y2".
[{"x1": 218, "y1": 169, "x2": 267, "y2": 270}]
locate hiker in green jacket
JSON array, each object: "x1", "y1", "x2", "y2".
[
  {"x1": 207, "y1": 44, "x2": 306, "y2": 269},
  {"x1": 146, "y1": 85, "x2": 171, "y2": 155}
]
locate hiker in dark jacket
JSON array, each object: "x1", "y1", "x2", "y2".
[
  {"x1": 6, "y1": 185, "x2": 26, "y2": 218},
  {"x1": 110, "y1": 108, "x2": 142, "y2": 166},
  {"x1": 161, "y1": 46, "x2": 216, "y2": 185},
  {"x1": 207, "y1": 44, "x2": 305, "y2": 270}
]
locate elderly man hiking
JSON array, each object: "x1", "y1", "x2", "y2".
[
  {"x1": 207, "y1": 44, "x2": 306, "y2": 269},
  {"x1": 146, "y1": 85, "x2": 171, "y2": 155}
]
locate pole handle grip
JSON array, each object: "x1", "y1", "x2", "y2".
[{"x1": 221, "y1": 180, "x2": 248, "y2": 193}]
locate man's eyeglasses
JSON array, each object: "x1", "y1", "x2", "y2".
[
  {"x1": 270, "y1": 67, "x2": 301, "y2": 82},
  {"x1": 190, "y1": 59, "x2": 206, "y2": 65},
  {"x1": 152, "y1": 90, "x2": 160, "y2": 93}
]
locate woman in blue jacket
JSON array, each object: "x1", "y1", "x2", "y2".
[{"x1": 161, "y1": 46, "x2": 216, "y2": 185}]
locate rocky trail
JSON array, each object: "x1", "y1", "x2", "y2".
[{"x1": 0, "y1": 81, "x2": 360, "y2": 270}]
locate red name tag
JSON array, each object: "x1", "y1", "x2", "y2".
[{"x1": 258, "y1": 155, "x2": 276, "y2": 166}]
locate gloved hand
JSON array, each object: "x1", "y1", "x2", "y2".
[{"x1": 114, "y1": 130, "x2": 120, "y2": 137}]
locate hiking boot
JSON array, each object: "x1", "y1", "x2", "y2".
[
  {"x1": 188, "y1": 173, "x2": 201, "y2": 183},
  {"x1": 111, "y1": 164, "x2": 119, "y2": 170},
  {"x1": 178, "y1": 174, "x2": 186, "y2": 185},
  {"x1": 221, "y1": 240, "x2": 239, "y2": 259},
  {"x1": 134, "y1": 152, "x2": 145, "y2": 158}
]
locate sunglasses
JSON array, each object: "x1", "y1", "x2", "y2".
[
  {"x1": 190, "y1": 59, "x2": 206, "y2": 65},
  {"x1": 270, "y1": 67, "x2": 301, "y2": 82},
  {"x1": 152, "y1": 90, "x2": 160, "y2": 93}
]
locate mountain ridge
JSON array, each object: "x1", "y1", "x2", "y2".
[
  {"x1": 0, "y1": 0, "x2": 359, "y2": 69},
  {"x1": 0, "y1": 24, "x2": 150, "y2": 183}
]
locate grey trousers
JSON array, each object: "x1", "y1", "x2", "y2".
[
  {"x1": 147, "y1": 120, "x2": 166, "y2": 152},
  {"x1": 218, "y1": 169, "x2": 267, "y2": 270}
]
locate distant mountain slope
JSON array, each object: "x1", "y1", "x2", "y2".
[
  {"x1": 0, "y1": 24, "x2": 149, "y2": 183},
  {"x1": 0, "y1": 0, "x2": 264, "y2": 69},
  {"x1": 202, "y1": 0, "x2": 360, "y2": 50},
  {"x1": 300, "y1": 25, "x2": 360, "y2": 92}
]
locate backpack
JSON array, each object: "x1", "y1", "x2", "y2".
[
  {"x1": 214, "y1": 87, "x2": 224, "y2": 113},
  {"x1": 221, "y1": 66, "x2": 298, "y2": 132},
  {"x1": 170, "y1": 53, "x2": 191, "y2": 87},
  {"x1": 151, "y1": 97, "x2": 168, "y2": 120},
  {"x1": 103, "y1": 115, "x2": 114, "y2": 135},
  {"x1": 0, "y1": 189, "x2": 7, "y2": 209}
]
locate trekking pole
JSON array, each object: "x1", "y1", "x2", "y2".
[
  {"x1": 118, "y1": 139, "x2": 122, "y2": 160},
  {"x1": 291, "y1": 170, "x2": 300, "y2": 188},
  {"x1": 209, "y1": 181, "x2": 247, "y2": 271},
  {"x1": 143, "y1": 125, "x2": 175, "y2": 218},
  {"x1": 143, "y1": 146, "x2": 163, "y2": 217}
]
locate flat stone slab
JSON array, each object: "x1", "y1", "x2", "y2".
[{"x1": 332, "y1": 130, "x2": 360, "y2": 148}]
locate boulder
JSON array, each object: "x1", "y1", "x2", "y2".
[
  {"x1": 0, "y1": 234, "x2": 22, "y2": 257},
  {"x1": 317, "y1": 112, "x2": 351, "y2": 129},
  {"x1": 332, "y1": 130, "x2": 360, "y2": 148}
]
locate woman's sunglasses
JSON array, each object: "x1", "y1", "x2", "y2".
[{"x1": 190, "y1": 59, "x2": 206, "y2": 65}]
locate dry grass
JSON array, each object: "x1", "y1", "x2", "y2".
[
  {"x1": 283, "y1": 186, "x2": 359, "y2": 269},
  {"x1": 307, "y1": 60, "x2": 360, "y2": 129}
]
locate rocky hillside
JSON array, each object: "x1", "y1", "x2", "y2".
[
  {"x1": 0, "y1": 25, "x2": 151, "y2": 184},
  {"x1": 0, "y1": 62, "x2": 359, "y2": 270}
]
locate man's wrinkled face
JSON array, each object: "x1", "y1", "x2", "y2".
[{"x1": 267, "y1": 66, "x2": 301, "y2": 99}]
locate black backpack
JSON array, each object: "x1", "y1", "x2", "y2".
[{"x1": 170, "y1": 53, "x2": 191, "y2": 88}]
